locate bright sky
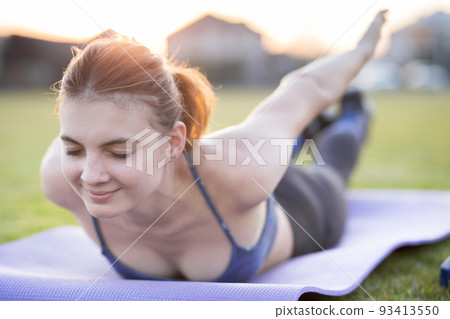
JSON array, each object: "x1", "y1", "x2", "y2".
[{"x1": 1, "y1": 0, "x2": 450, "y2": 57}]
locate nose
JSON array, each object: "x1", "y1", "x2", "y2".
[{"x1": 80, "y1": 154, "x2": 111, "y2": 186}]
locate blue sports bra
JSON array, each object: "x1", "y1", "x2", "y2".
[{"x1": 91, "y1": 151, "x2": 278, "y2": 282}]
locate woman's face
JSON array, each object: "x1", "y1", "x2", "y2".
[{"x1": 59, "y1": 98, "x2": 169, "y2": 218}]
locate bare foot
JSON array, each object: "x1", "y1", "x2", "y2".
[{"x1": 357, "y1": 10, "x2": 388, "y2": 58}]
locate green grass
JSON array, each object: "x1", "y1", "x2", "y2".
[
  {"x1": 0, "y1": 90, "x2": 78, "y2": 243},
  {"x1": 0, "y1": 87, "x2": 449, "y2": 300}
]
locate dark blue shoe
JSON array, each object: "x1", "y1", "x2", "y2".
[
  {"x1": 341, "y1": 86, "x2": 374, "y2": 118},
  {"x1": 339, "y1": 86, "x2": 375, "y2": 143},
  {"x1": 292, "y1": 87, "x2": 374, "y2": 158},
  {"x1": 292, "y1": 105, "x2": 338, "y2": 158},
  {"x1": 303, "y1": 110, "x2": 337, "y2": 140}
]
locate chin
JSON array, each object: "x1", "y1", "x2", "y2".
[{"x1": 84, "y1": 202, "x2": 124, "y2": 219}]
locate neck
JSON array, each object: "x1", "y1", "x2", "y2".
[{"x1": 115, "y1": 153, "x2": 195, "y2": 234}]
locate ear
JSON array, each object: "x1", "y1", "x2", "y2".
[{"x1": 168, "y1": 121, "x2": 186, "y2": 159}]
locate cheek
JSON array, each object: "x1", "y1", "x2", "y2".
[
  {"x1": 119, "y1": 166, "x2": 162, "y2": 193},
  {"x1": 60, "y1": 155, "x2": 82, "y2": 185}
]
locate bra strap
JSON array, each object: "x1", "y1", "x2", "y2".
[
  {"x1": 184, "y1": 151, "x2": 236, "y2": 245},
  {"x1": 91, "y1": 216, "x2": 108, "y2": 250}
]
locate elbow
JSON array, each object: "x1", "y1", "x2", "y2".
[
  {"x1": 40, "y1": 139, "x2": 82, "y2": 212},
  {"x1": 40, "y1": 138, "x2": 84, "y2": 214},
  {"x1": 40, "y1": 150, "x2": 59, "y2": 204},
  {"x1": 39, "y1": 138, "x2": 68, "y2": 207}
]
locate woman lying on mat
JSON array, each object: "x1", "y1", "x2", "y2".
[{"x1": 40, "y1": 11, "x2": 388, "y2": 282}]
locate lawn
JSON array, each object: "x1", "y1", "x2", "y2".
[{"x1": 0, "y1": 87, "x2": 449, "y2": 300}]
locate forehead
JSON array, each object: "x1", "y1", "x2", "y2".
[{"x1": 59, "y1": 98, "x2": 156, "y2": 140}]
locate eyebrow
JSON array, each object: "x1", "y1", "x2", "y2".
[{"x1": 60, "y1": 135, "x2": 129, "y2": 147}]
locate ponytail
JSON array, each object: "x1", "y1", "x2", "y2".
[
  {"x1": 169, "y1": 64, "x2": 215, "y2": 151},
  {"x1": 57, "y1": 33, "x2": 215, "y2": 152}
]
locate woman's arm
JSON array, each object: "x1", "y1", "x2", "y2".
[
  {"x1": 209, "y1": 11, "x2": 387, "y2": 207},
  {"x1": 40, "y1": 137, "x2": 84, "y2": 212}
]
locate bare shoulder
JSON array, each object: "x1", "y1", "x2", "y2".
[
  {"x1": 40, "y1": 137, "x2": 87, "y2": 217},
  {"x1": 197, "y1": 125, "x2": 286, "y2": 210}
]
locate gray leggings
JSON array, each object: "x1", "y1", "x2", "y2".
[{"x1": 273, "y1": 118, "x2": 363, "y2": 257}]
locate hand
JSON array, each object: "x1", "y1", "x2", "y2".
[{"x1": 357, "y1": 9, "x2": 388, "y2": 58}]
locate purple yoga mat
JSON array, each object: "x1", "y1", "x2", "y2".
[{"x1": 1, "y1": 189, "x2": 449, "y2": 300}]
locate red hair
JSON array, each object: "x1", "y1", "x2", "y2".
[{"x1": 55, "y1": 32, "x2": 215, "y2": 151}]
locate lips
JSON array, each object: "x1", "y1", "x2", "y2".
[{"x1": 85, "y1": 188, "x2": 120, "y2": 202}]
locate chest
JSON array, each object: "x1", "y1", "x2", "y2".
[{"x1": 80, "y1": 195, "x2": 268, "y2": 281}]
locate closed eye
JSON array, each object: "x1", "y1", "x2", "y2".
[
  {"x1": 110, "y1": 152, "x2": 127, "y2": 160},
  {"x1": 66, "y1": 150, "x2": 83, "y2": 156},
  {"x1": 65, "y1": 149, "x2": 128, "y2": 160}
]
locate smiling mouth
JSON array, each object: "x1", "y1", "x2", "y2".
[{"x1": 85, "y1": 188, "x2": 120, "y2": 202}]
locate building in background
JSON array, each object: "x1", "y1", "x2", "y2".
[
  {"x1": 167, "y1": 14, "x2": 305, "y2": 86},
  {"x1": 378, "y1": 11, "x2": 450, "y2": 90},
  {"x1": 1, "y1": 11, "x2": 449, "y2": 90},
  {"x1": 0, "y1": 35, "x2": 78, "y2": 88}
]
